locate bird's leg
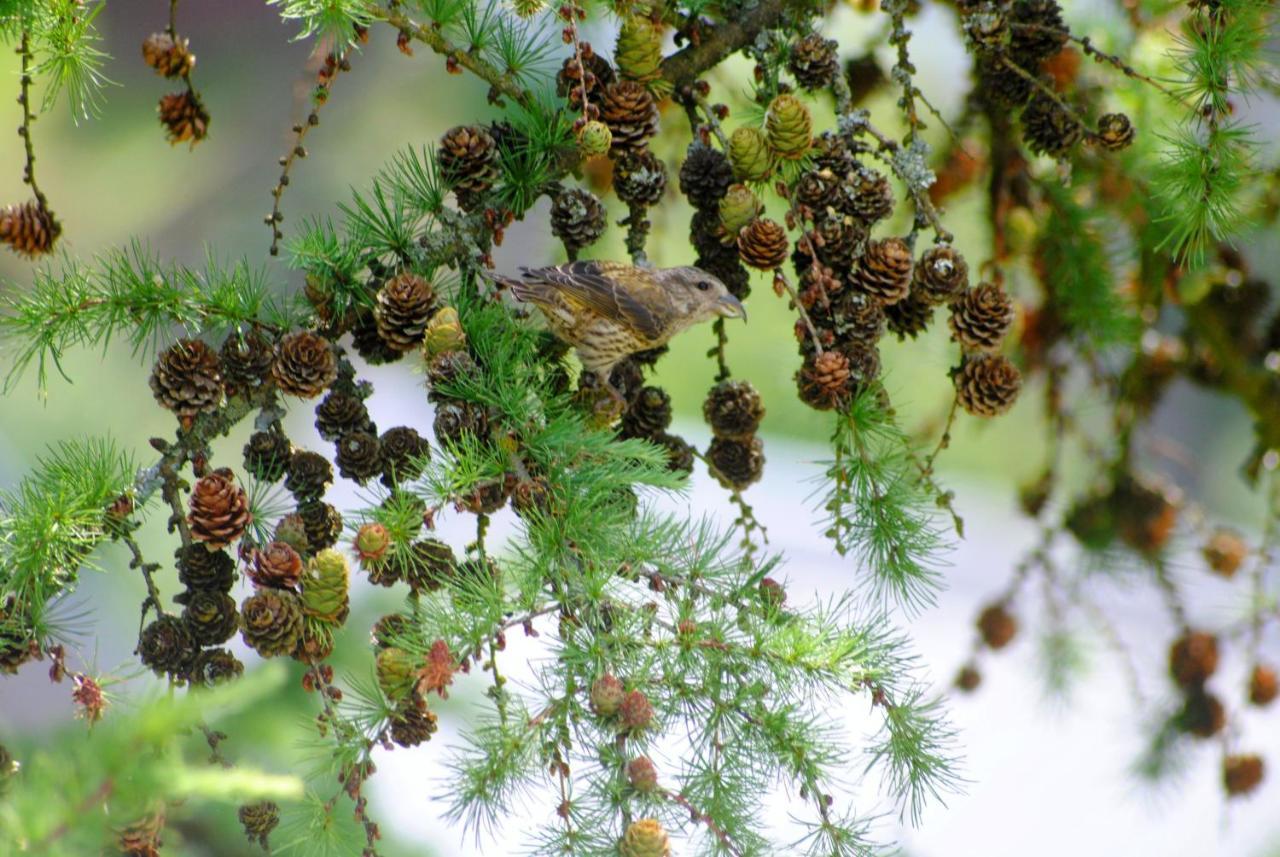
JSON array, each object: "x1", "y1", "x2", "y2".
[{"x1": 578, "y1": 368, "x2": 628, "y2": 427}]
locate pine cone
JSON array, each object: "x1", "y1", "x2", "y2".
[
  {"x1": 1094, "y1": 112, "x2": 1135, "y2": 152},
  {"x1": 117, "y1": 813, "x2": 165, "y2": 857},
  {"x1": 1249, "y1": 664, "x2": 1278, "y2": 706},
  {"x1": 142, "y1": 32, "x2": 194, "y2": 77},
  {"x1": 654, "y1": 431, "x2": 695, "y2": 474},
  {"x1": 375, "y1": 272, "x2": 435, "y2": 352},
  {"x1": 600, "y1": 80, "x2": 659, "y2": 155},
  {"x1": 706, "y1": 435, "x2": 765, "y2": 490},
  {"x1": 613, "y1": 149, "x2": 668, "y2": 207},
  {"x1": 250, "y1": 541, "x2": 304, "y2": 589},
  {"x1": 615, "y1": 16, "x2": 664, "y2": 87},
  {"x1": 703, "y1": 380, "x2": 764, "y2": 440},
  {"x1": 380, "y1": 426, "x2": 430, "y2": 486},
  {"x1": 557, "y1": 51, "x2": 615, "y2": 109},
  {"x1": 219, "y1": 330, "x2": 273, "y2": 391},
  {"x1": 727, "y1": 126, "x2": 773, "y2": 183},
  {"x1": 240, "y1": 589, "x2": 304, "y2": 657},
  {"x1": 811, "y1": 129, "x2": 855, "y2": 174},
  {"x1": 285, "y1": 450, "x2": 333, "y2": 501},
  {"x1": 719, "y1": 184, "x2": 764, "y2": 240},
  {"x1": 627, "y1": 756, "x2": 659, "y2": 793},
  {"x1": 620, "y1": 386, "x2": 672, "y2": 439},
  {"x1": 438, "y1": 126, "x2": 499, "y2": 196},
  {"x1": 238, "y1": 800, "x2": 280, "y2": 850},
  {"x1": 1169, "y1": 630, "x2": 1218, "y2": 688},
  {"x1": 301, "y1": 548, "x2": 350, "y2": 623},
  {"x1": 794, "y1": 168, "x2": 838, "y2": 215},
  {"x1": 1021, "y1": 89, "x2": 1083, "y2": 158},
  {"x1": 884, "y1": 293, "x2": 936, "y2": 340},
  {"x1": 335, "y1": 431, "x2": 383, "y2": 483},
  {"x1": 977, "y1": 56, "x2": 1032, "y2": 109},
  {"x1": 1009, "y1": 0, "x2": 1069, "y2": 63},
  {"x1": 765, "y1": 94, "x2": 813, "y2": 160},
  {"x1": 550, "y1": 188, "x2": 607, "y2": 254},
  {"x1": 851, "y1": 237, "x2": 913, "y2": 305},
  {"x1": 426, "y1": 350, "x2": 481, "y2": 394},
  {"x1": 351, "y1": 311, "x2": 403, "y2": 365},
  {"x1": 827, "y1": 291, "x2": 886, "y2": 349},
  {"x1": 620, "y1": 818, "x2": 671, "y2": 857},
  {"x1": 1179, "y1": 688, "x2": 1225, "y2": 738},
  {"x1": 788, "y1": 33, "x2": 839, "y2": 90},
  {"x1": 679, "y1": 142, "x2": 735, "y2": 210},
  {"x1": 181, "y1": 589, "x2": 239, "y2": 646},
  {"x1": 390, "y1": 700, "x2": 439, "y2": 747},
  {"x1": 434, "y1": 399, "x2": 489, "y2": 446},
  {"x1": 189, "y1": 647, "x2": 244, "y2": 686},
  {"x1": 457, "y1": 478, "x2": 509, "y2": 515},
  {"x1": 913, "y1": 245, "x2": 969, "y2": 305},
  {"x1": 137, "y1": 615, "x2": 197, "y2": 676},
  {"x1": 372, "y1": 613, "x2": 411, "y2": 649},
  {"x1": 188, "y1": 469, "x2": 251, "y2": 550},
  {"x1": 797, "y1": 349, "x2": 853, "y2": 410},
  {"x1": 423, "y1": 306, "x2": 467, "y2": 359},
  {"x1": 950, "y1": 283, "x2": 1015, "y2": 351},
  {"x1": 0, "y1": 199, "x2": 60, "y2": 257},
  {"x1": 737, "y1": 218, "x2": 789, "y2": 270},
  {"x1": 176, "y1": 545, "x2": 235, "y2": 592},
  {"x1": 977, "y1": 604, "x2": 1017, "y2": 649},
  {"x1": 0, "y1": 621, "x2": 36, "y2": 675},
  {"x1": 842, "y1": 169, "x2": 895, "y2": 224},
  {"x1": 954, "y1": 354, "x2": 1022, "y2": 416},
  {"x1": 1224, "y1": 754, "x2": 1265, "y2": 797},
  {"x1": 315, "y1": 391, "x2": 375, "y2": 441},
  {"x1": 577, "y1": 119, "x2": 613, "y2": 157},
  {"x1": 403, "y1": 539, "x2": 457, "y2": 595},
  {"x1": 158, "y1": 90, "x2": 209, "y2": 145},
  {"x1": 273, "y1": 513, "x2": 310, "y2": 556},
  {"x1": 150, "y1": 338, "x2": 223, "y2": 418},
  {"x1": 811, "y1": 218, "x2": 864, "y2": 271},
  {"x1": 377, "y1": 646, "x2": 419, "y2": 701},
  {"x1": 273, "y1": 331, "x2": 337, "y2": 398},
  {"x1": 297, "y1": 500, "x2": 343, "y2": 552}
]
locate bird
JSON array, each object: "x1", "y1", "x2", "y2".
[{"x1": 494, "y1": 260, "x2": 747, "y2": 387}]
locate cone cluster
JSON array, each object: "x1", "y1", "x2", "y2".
[{"x1": 702, "y1": 380, "x2": 766, "y2": 490}]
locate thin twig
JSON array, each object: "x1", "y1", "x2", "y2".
[{"x1": 16, "y1": 30, "x2": 48, "y2": 209}]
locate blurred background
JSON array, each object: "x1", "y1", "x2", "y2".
[{"x1": 0, "y1": 1, "x2": 1277, "y2": 855}]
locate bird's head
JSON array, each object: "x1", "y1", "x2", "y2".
[{"x1": 658, "y1": 266, "x2": 747, "y2": 326}]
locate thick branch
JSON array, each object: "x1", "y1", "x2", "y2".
[{"x1": 660, "y1": 1, "x2": 790, "y2": 91}]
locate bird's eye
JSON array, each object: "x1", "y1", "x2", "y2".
[{"x1": 696, "y1": 281, "x2": 712, "y2": 292}]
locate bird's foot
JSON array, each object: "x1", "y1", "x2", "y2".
[{"x1": 576, "y1": 374, "x2": 627, "y2": 428}]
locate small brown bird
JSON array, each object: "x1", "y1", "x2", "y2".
[{"x1": 496, "y1": 260, "x2": 746, "y2": 384}]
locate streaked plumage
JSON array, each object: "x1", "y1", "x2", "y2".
[{"x1": 495, "y1": 260, "x2": 746, "y2": 377}]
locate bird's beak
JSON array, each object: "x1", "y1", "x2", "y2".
[{"x1": 717, "y1": 294, "x2": 747, "y2": 321}]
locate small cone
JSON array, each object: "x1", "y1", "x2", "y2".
[
  {"x1": 737, "y1": 218, "x2": 789, "y2": 270},
  {"x1": 158, "y1": 90, "x2": 210, "y2": 146},
  {"x1": 620, "y1": 818, "x2": 671, "y2": 857},
  {"x1": 953, "y1": 354, "x2": 1021, "y2": 417},
  {"x1": 727, "y1": 126, "x2": 773, "y2": 183},
  {"x1": 240, "y1": 589, "x2": 304, "y2": 657},
  {"x1": 150, "y1": 338, "x2": 223, "y2": 418},
  {"x1": 765, "y1": 94, "x2": 813, "y2": 160},
  {"x1": 272, "y1": 331, "x2": 337, "y2": 398},
  {"x1": 188, "y1": 468, "x2": 251, "y2": 550},
  {"x1": 0, "y1": 199, "x2": 60, "y2": 257}
]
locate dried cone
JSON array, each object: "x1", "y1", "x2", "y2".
[
  {"x1": 1249, "y1": 664, "x2": 1278, "y2": 706},
  {"x1": 190, "y1": 647, "x2": 244, "y2": 686},
  {"x1": 219, "y1": 330, "x2": 273, "y2": 391},
  {"x1": 238, "y1": 800, "x2": 280, "y2": 850},
  {"x1": 1009, "y1": 0, "x2": 1069, "y2": 62},
  {"x1": 1223, "y1": 754, "x2": 1264, "y2": 797},
  {"x1": 272, "y1": 331, "x2": 337, "y2": 398},
  {"x1": 884, "y1": 293, "x2": 936, "y2": 340},
  {"x1": 613, "y1": 149, "x2": 668, "y2": 207},
  {"x1": 250, "y1": 541, "x2": 304, "y2": 589},
  {"x1": 615, "y1": 16, "x2": 664, "y2": 88},
  {"x1": 1021, "y1": 89, "x2": 1084, "y2": 159},
  {"x1": 797, "y1": 349, "x2": 852, "y2": 410},
  {"x1": 158, "y1": 90, "x2": 210, "y2": 146},
  {"x1": 390, "y1": 700, "x2": 439, "y2": 747},
  {"x1": 117, "y1": 812, "x2": 165, "y2": 857},
  {"x1": 913, "y1": 245, "x2": 969, "y2": 305},
  {"x1": 1169, "y1": 631, "x2": 1218, "y2": 688},
  {"x1": 438, "y1": 125, "x2": 499, "y2": 196},
  {"x1": 142, "y1": 32, "x2": 194, "y2": 78},
  {"x1": 851, "y1": 238, "x2": 913, "y2": 305},
  {"x1": 620, "y1": 818, "x2": 671, "y2": 857},
  {"x1": 1179, "y1": 688, "x2": 1226, "y2": 738},
  {"x1": 176, "y1": 545, "x2": 234, "y2": 593},
  {"x1": 0, "y1": 199, "x2": 60, "y2": 257},
  {"x1": 376, "y1": 272, "x2": 435, "y2": 352},
  {"x1": 298, "y1": 500, "x2": 343, "y2": 552},
  {"x1": 954, "y1": 354, "x2": 1022, "y2": 417},
  {"x1": 843, "y1": 169, "x2": 895, "y2": 224},
  {"x1": 181, "y1": 589, "x2": 238, "y2": 646},
  {"x1": 679, "y1": 142, "x2": 735, "y2": 210},
  {"x1": 557, "y1": 51, "x2": 615, "y2": 109},
  {"x1": 727, "y1": 126, "x2": 773, "y2": 183},
  {"x1": 380, "y1": 425, "x2": 430, "y2": 486},
  {"x1": 706, "y1": 435, "x2": 765, "y2": 490},
  {"x1": 286, "y1": 450, "x2": 333, "y2": 501},
  {"x1": 950, "y1": 283, "x2": 1015, "y2": 352},
  {"x1": 765, "y1": 94, "x2": 813, "y2": 160},
  {"x1": 620, "y1": 386, "x2": 673, "y2": 439},
  {"x1": 335, "y1": 431, "x2": 383, "y2": 484},
  {"x1": 1094, "y1": 112, "x2": 1135, "y2": 151},
  {"x1": 150, "y1": 338, "x2": 223, "y2": 418},
  {"x1": 550, "y1": 188, "x2": 607, "y2": 255},
  {"x1": 600, "y1": 80, "x2": 660, "y2": 155},
  {"x1": 737, "y1": 218, "x2": 789, "y2": 270},
  {"x1": 403, "y1": 539, "x2": 457, "y2": 595},
  {"x1": 1203, "y1": 528, "x2": 1247, "y2": 578},
  {"x1": 788, "y1": 33, "x2": 839, "y2": 90},
  {"x1": 703, "y1": 380, "x2": 764, "y2": 440},
  {"x1": 137, "y1": 615, "x2": 197, "y2": 676},
  {"x1": 188, "y1": 469, "x2": 251, "y2": 550},
  {"x1": 240, "y1": 589, "x2": 304, "y2": 657},
  {"x1": 977, "y1": 604, "x2": 1017, "y2": 649},
  {"x1": 351, "y1": 311, "x2": 402, "y2": 365},
  {"x1": 655, "y1": 432, "x2": 695, "y2": 474}
]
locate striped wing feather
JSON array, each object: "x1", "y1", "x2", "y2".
[{"x1": 510, "y1": 261, "x2": 671, "y2": 343}]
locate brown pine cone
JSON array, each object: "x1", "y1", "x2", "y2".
[
  {"x1": 285, "y1": 450, "x2": 333, "y2": 501},
  {"x1": 851, "y1": 237, "x2": 913, "y2": 305},
  {"x1": 381, "y1": 426, "x2": 430, "y2": 486},
  {"x1": 158, "y1": 90, "x2": 209, "y2": 146},
  {"x1": 978, "y1": 56, "x2": 1033, "y2": 110},
  {"x1": 142, "y1": 32, "x2": 194, "y2": 77},
  {"x1": 376, "y1": 272, "x2": 435, "y2": 352},
  {"x1": 550, "y1": 188, "x2": 608, "y2": 255},
  {"x1": 653, "y1": 431, "x2": 695, "y2": 474},
  {"x1": 240, "y1": 589, "x2": 304, "y2": 657},
  {"x1": 219, "y1": 330, "x2": 273, "y2": 391},
  {"x1": 811, "y1": 218, "x2": 866, "y2": 272},
  {"x1": 949, "y1": 283, "x2": 1015, "y2": 351},
  {"x1": 458, "y1": 479, "x2": 509, "y2": 515},
  {"x1": 426, "y1": 350, "x2": 481, "y2": 394},
  {"x1": 1249, "y1": 664, "x2": 1278, "y2": 706},
  {"x1": 1223, "y1": 754, "x2": 1264, "y2": 797},
  {"x1": 703, "y1": 380, "x2": 764, "y2": 440},
  {"x1": 177, "y1": 544, "x2": 235, "y2": 592},
  {"x1": 794, "y1": 169, "x2": 839, "y2": 215},
  {"x1": 297, "y1": 500, "x2": 343, "y2": 552},
  {"x1": 403, "y1": 539, "x2": 458, "y2": 595},
  {"x1": 706, "y1": 436, "x2": 765, "y2": 490},
  {"x1": 827, "y1": 291, "x2": 886, "y2": 349},
  {"x1": 679, "y1": 142, "x2": 735, "y2": 211},
  {"x1": 390, "y1": 700, "x2": 439, "y2": 747},
  {"x1": 788, "y1": 33, "x2": 839, "y2": 90},
  {"x1": 620, "y1": 386, "x2": 673, "y2": 439},
  {"x1": 250, "y1": 541, "x2": 304, "y2": 589},
  {"x1": 189, "y1": 647, "x2": 244, "y2": 686},
  {"x1": 150, "y1": 338, "x2": 223, "y2": 418},
  {"x1": 335, "y1": 431, "x2": 383, "y2": 483},
  {"x1": 272, "y1": 331, "x2": 337, "y2": 398},
  {"x1": 439, "y1": 125, "x2": 499, "y2": 196},
  {"x1": 618, "y1": 689, "x2": 655, "y2": 732},
  {"x1": 350, "y1": 310, "x2": 404, "y2": 365},
  {"x1": 1009, "y1": 0, "x2": 1068, "y2": 62},
  {"x1": 313, "y1": 390, "x2": 373, "y2": 441},
  {"x1": 613, "y1": 149, "x2": 668, "y2": 207},
  {"x1": 237, "y1": 800, "x2": 280, "y2": 850},
  {"x1": 737, "y1": 218, "x2": 789, "y2": 270},
  {"x1": 434, "y1": 399, "x2": 489, "y2": 446},
  {"x1": 600, "y1": 80, "x2": 659, "y2": 155},
  {"x1": 841, "y1": 169, "x2": 895, "y2": 224},
  {"x1": 1094, "y1": 113, "x2": 1135, "y2": 152},
  {"x1": 1179, "y1": 688, "x2": 1225, "y2": 738},
  {"x1": 954, "y1": 354, "x2": 1021, "y2": 417},
  {"x1": 797, "y1": 349, "x2": 853, "y2": 410},
  {"x1": 557, "y1": 50, "x2": 615, "y2": 109},
  {"x1": 1021, "y1": 88, "x2": 1084, "y2": 159},
  {"x1": 884, "y1": 293, "x2": 936, "y2": 340},
  {"x1": 0, "y1": 199, "x2": 61, "y2": 257},
  {"x1": 188, "y1": 469, "x2": 251, "y2": 550},
  {"x1": 137, "y1": 615, "x2": 197, "y2": 676},
  {"x1": 181, "y1": 589, "x2": 239, "y2": 646},
  {"x1": 1169, "y1": 631, "x2": 1218, "y2": 689},
  {"x1": 913, "y1": 245, "x2": 969, "y2": 304},
  {"x1": 1203, "y1": 528, "x2": 1247, "y2": 578},
  {"x1": 0, "y1": 620, "x2": 37, "y2": 675},
  {"x1": 977, "y1": 604, "x2": 1017, "y2": 649},
  {"x1": 117, "y1": 813, "x2": 165, "y2": 857}
]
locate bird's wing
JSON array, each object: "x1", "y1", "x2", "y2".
[{"x1": 514, "y1": 261, "x2": 672, "y2": 342}]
